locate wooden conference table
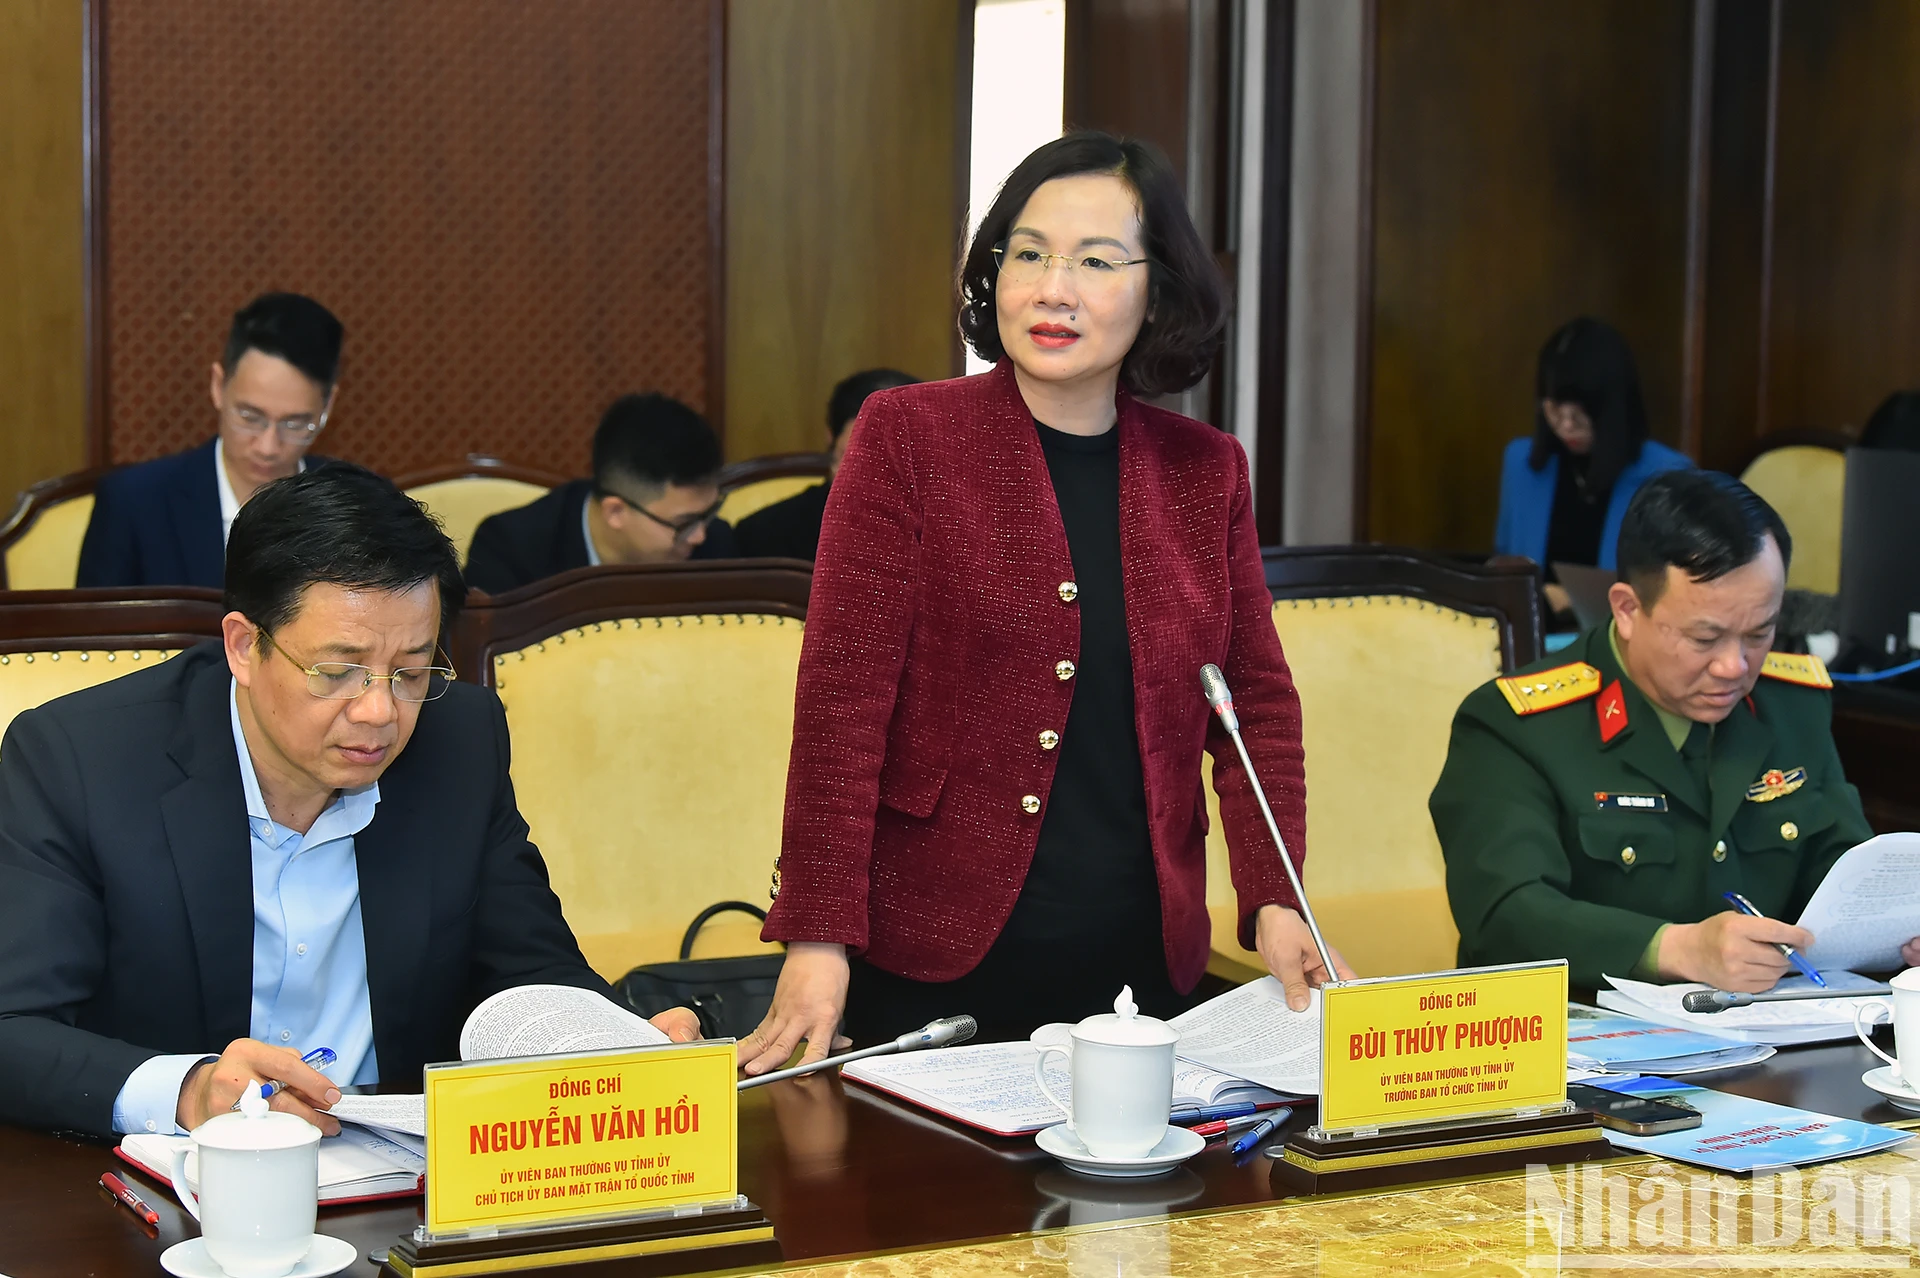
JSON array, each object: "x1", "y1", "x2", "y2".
[{"x1": 5, "y1": 1035, "x2": 1920, "y2": 1277}]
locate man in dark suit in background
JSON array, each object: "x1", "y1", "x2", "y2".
[
  {"x1": 735, "y1": 368, "x2": 920, "y2": 561},
  {"x1": 0, "y1": 466, "x2": 695, "y2": 1138},
  {"x1": 463, "y1": 393, "x2": 736, "y2": 594},
  {"x1": 77, "y1": 292, "x2": 343, "y2": 590}
]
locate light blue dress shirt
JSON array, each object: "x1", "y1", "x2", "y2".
[{"x1": 110, "y1": 683, "x2": 382, "y2": 1133}]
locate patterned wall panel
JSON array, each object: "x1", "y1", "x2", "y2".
[{"x1": 102, "y1": 0, "x2": 718, "y2": 476}]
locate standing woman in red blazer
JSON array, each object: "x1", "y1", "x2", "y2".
[{"x1": 740, "y1": 132, "x2": 1349, "y2": 1073}]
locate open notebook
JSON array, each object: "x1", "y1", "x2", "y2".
[
  {"x1": 119, "y1": 984, "x2": 670, "y2": 1202},
  {"x1": 117, "y1": 1123, "x2": 424, "y2": 1206},
  {"x1": 843, "y1": 978, "x2": 1320, "y2": 1137}
]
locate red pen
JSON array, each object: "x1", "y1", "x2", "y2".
[{"x1": 100, "y1": 1172, "x2": 160, "y2": 1226}]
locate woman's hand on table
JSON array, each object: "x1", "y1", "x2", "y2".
[
  {"x1": 1255, "y1": 905, "x2": 1354, "y2": 1011},
  {"x1": 738, "y1": 942, "x2": 853, "y2": 1075}
]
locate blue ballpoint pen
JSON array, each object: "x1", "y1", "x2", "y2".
[
  {"x1": 1721, "y1": 891, "x2": 1826, "y2": 988},
  {"x1": 1230, "y1": 1113, "x2": 1284, "y2": 1157},
  {"x1": 247, "y1": 1047, "x2": 338, "y2": 1104},
  {"x1": 1169, "y1": 1101, "x2": 1264, "y2": 1126}
]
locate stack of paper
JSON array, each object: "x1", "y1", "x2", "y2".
[
  {"x1": 1566, "y1": 1006, "x2": 1775, "y2": 1074},
  {"x1": 1584, "y1": 1076, "x2": 1909, "y2": 1173},
  {"x1": 1597, "y1": 971, "x2": 1885, "y2": 1046},
  {"x1": 842, "y1": 1042, "x2": 1300, "y2": 1137}
]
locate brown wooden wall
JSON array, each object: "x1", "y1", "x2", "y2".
[
  {"x1": 1365, "y1": 0, "x2": 1694, "y2": 551},
  {"x1": 723, "y1": 0, "x2": 970, "y2": 463},
  {"x1": 99, "y1": 0, "x2": 721, "y2": 477},
  {"x1": 0, "y1": 0, "x2": 88, "y2": 509},
  {"x1": 1358, "y1": 0, "x2": 1920, "y2": 553}
]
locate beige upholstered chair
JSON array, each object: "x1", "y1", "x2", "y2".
[
  {"x1": 396, "y1": 456, "x2": 570, "y2": 564},
  {"x1": 0, "y1": 590, "x2": 227, "y2": 742},
  {"x1": 716, "y1": 454, "x2": 831, "y2": 528},
  {"x1": 1740, "y1": 436, "x2": 1847, "y2": 595},
  {"x1": 0, "y1": 470, "x2": 107, "y2": 591},
  {"x1": 459, "y1": 564, "x2": 813, "y2": 981},
  {"x1": 1204, "y1": 549, "x2": 1540, "y2": 982}
]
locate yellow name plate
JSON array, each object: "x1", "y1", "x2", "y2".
[
  {"x1": 1318, "y1": 960, "x2": 1568, "y2": 1135},
  {"x1": 423, "y1": 1041, "x2": 737, "y2": 1236}
]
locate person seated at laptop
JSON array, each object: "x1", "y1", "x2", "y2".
[
  {"x1": 734, "y1": 368, "x2": 919, "y2": 561},
  {"x1": 464, "y1": 393, "x2": 737, "y2": 594},
  {"x1": 78, "y1": 292, "x2": 344, "y2": 590},
  {"x1": 0, "y1": 466, "x2": 696, "y2": 1138},
  {"x1": 1493, "y1": 317, "x2": 1691, "y2": 622},
  {"x1": 1433, "y1": 470, "x2": 1920, "y2": 993}
]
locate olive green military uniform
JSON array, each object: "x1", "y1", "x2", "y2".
[{"x1": 1430, "y1": 623, "x2": 1871, "y2": 988}]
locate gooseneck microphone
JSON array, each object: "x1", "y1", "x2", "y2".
[
  {"x1": 1199, "y1": 663, "x2": 1338, "y2": 982},
  {"x1": 736, "y1": 1014, "x2": 978, "y2": 1090},
  {"x1": 1679, "y1": 985, "x2": 1889, "y2": 1013}
]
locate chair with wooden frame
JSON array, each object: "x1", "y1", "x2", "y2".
[
  {"x1": 452, "y1": 563, "x2": 813, "y2": 982},
  {"x1": 0, "y1": 589, "x2": 228, "y2": 742},
  {"x1": 1738, "y1": 429, "x2": 1850, "y2": 596},
  {"x1": 396, "y1": 455, "x2": 572, "y2": 564},
  {"x1": 0, "y1": 469, "x2": 113, "y2": 591},
  {"x1": 716, "y1": 453, "x2": 833, "y2": 527},
  {"x1": 1203, "y1": 547, "x2": 1542, "y2": 983}
]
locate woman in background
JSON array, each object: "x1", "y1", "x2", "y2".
[{"x1": 1494, "y1": 317, "x2": 1691, "y2": 617}]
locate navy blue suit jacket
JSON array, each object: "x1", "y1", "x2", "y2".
[
  {"x1": 76, "y1": 442, "x2": 338, "y2": 590},
  {"x1": 0, "y1": 643, "x2": 608, "y2": 1136}
]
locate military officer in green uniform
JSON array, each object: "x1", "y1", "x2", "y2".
[{"x1": 1432, "y1": 470, "x2": 1905, "y2": 991}]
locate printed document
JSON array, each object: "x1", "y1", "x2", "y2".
[
  {"x1": 1796, "y1": 833, "x2": 1920, "y2": 973},
  {"x1": 1167, "y1": 977, "x2": 1321, "y2": 1095},
  {"x1": 1597, "y1": 971, "x2": 1885, "y2": 1046}
]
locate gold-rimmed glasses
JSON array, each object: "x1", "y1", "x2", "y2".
[
  {"x1": 261, "y1": 631, "x2": 456, "y2": 702},
  {"x1": 993, "y1": 241, "x2": 1150, "y2": 291}
]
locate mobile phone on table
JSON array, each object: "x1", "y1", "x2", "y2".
[{"x1": 1566, "y1": 1083, "x2": 1703, "y2": 1136}]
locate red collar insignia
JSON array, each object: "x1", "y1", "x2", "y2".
[{"x1": 1597, "y1": 680, "x2": 1628, "y2": 743}]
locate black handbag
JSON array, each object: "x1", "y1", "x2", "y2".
[{"x1": 614, "y1": 901, "x2": 783, "y2": 1041}]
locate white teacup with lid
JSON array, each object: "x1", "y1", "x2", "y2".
[
  {"x1": 1034, "y1": 986, "x2": 1179, "y2": 1159},
  {"x1": 168, "y1": 1081, "x2": 321, "y2": 1278}
]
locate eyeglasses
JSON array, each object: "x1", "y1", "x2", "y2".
[
  {"x1": 261, "y1": 631, "x2": 456, "y2": 702},
  {"x1": 228, "y1": 404, "x2": 329, "y2": 445},
  {"x1": 607, "y1": 491, "x2": 724, "y2": 544},
  {"x1": 993, "y1": 242, "x2": 1149, "y2": 291}
]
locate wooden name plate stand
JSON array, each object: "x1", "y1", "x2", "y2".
[
  {"x1": 1270, "y1": 1108, "x2": 1610, "y2": 1197},
  {"x1": 381, "y1": 1199, "x2": 780, "y2": 1277}
]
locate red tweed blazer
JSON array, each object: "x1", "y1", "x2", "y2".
[{"x1": 761, "y1": 361, "x2": 1307, "y2": 991}]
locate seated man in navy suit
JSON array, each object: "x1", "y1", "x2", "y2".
[
  {"x1": 77, "y1": 292, "x2": 344, "y2": 589},
  {"x1": 464, "y1": 393, "x2": 737, "y2": 594},
  {"x1": 0, "y1": 465, "x2": 697, "y2": 1136},
  {"x1": 734, "y1": 368, "x2": 919, "y2": 562}
]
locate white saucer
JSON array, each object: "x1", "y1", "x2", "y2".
[
  {"x1": 1863, "y1": 1066, "x2": 1920, "y2": 1114},
  {"x1": 1035, "y1": 1123, "x2": 1205, "y2": 1178},
  {"x1": 161, "y1": 1233, "x2": 357, "y2": 1278}
]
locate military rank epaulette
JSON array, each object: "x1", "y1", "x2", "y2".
[
  {"x1": 1759, "y1": 651, "x2": 1832, "y2": 689},
  {"x1": 1494, "y1": 662, "x2": 1603, "y2": 715}
]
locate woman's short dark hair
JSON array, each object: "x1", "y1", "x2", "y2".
[
  {"x1": 1530, "y1": 317, "x2": 1652, "y2": 495},
  {"x1": 225, "y1": 464, "x2": 464, "y2": 637},
  {"x1": 958, "y1": 131, "x2": 1226, "y2": 397},
  {"x1": 1616, "y1": 470, "x2": 1792, "y2": 607}
]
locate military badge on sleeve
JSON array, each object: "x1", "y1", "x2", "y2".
[{"x1": 1745, "y1": 767, "x2": 1807, "y2": 803}]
